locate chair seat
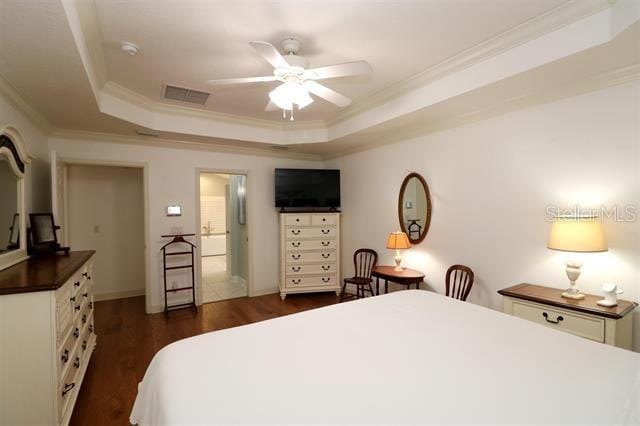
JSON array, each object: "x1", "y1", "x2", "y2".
[{"x1": 344, "y1": 277, "x2": 373, "y2": 285}]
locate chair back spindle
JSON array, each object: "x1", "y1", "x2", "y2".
[
  {"x1": 445, "y1": 264, "x2": 474, "y2": 301},
  {"x1": 354, "y1": 249, "x2": 377, "y2": 279}
]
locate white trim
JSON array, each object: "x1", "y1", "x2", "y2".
[
  {"x1": 94, "y1": 289, "x2": 146, "y2": 302},
  {"x1": 251, "y1": 287, "x2": 279, "y2": 297},
  {"x1": 0, "y1": 73, "x2": 52, "y2": 135}
]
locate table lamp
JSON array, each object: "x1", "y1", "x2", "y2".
[
  {"x1": 547, "y1": 215, "x2": 608, "y2": 300},
  {"x1": 386, "y1": 231, "x2": 411, "y2": 271}
]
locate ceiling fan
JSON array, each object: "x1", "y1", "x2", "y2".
[{"x1": 206, "y1": 38, "x2": 372, "y2": 120}]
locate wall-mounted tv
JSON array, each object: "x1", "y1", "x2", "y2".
[{"x1": 275, "y1": 168, "x2": 340, "y2": 209}]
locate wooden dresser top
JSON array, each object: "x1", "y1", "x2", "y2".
[
  {"x1": 498, "y1": 283, "x2": 637, "y2": 320},
  {"x1": 0, "y1": 251, "x2": 95, "y2": 295}
]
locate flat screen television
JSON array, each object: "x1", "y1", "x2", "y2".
[{"x1": 275, "y1": 168, "x2": 340, "y2": 209}]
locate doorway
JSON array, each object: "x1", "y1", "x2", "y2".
[{"x1": 198, "y1": 172, "x2": 248, "y2": 303}]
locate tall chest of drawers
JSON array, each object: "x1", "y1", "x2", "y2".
[
  {"x1": 279, "y1": 212, "x2": 341, "y2": 300},
  {"x1": 0, "y1": 251, "x2": 97, "y2": 425}
]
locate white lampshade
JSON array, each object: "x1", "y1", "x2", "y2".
[
  {"x1": 548, "y1": 216, "x2": 608, "y2": 253},
  {"x1": 269, "y1": 82, "x2": 314, "y2": 110}
]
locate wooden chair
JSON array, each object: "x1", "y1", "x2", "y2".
[
  {"x1": 340, "y1": 249, "x2": 378, "y2": 302},
  {"x1": 445, "y1": 264, "x2": 475, "y2": 301}
]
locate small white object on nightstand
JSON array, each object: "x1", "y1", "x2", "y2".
[{"x1": 597, "y1": 282, "x2": 623, "y2": 307}]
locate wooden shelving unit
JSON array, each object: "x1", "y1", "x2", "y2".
[{"x1": 161, "y1": 234, "x2": 197, "y2": 316}]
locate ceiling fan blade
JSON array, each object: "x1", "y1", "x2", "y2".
[
  {"x1": 265, "y1": 101, "x2": 279, "y2": 111},
  {"x1": 249, "y1": 41, "x2": 290, "y2": 69},
  {"x1": 206, "y1": 76, "x2": 278, "y2": 86},
  {"x1": 303, "y1": 81, "x2": 352, "y2": 107},
  {"x1": 304, "y1": 61, "x2": 372, "y2": 80}
]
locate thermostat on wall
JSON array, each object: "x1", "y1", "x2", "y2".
[{"x1": 166, "y1": 205, "x2": 182, "y2": 216}]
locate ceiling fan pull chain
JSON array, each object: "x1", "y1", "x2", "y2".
[
  {"x1": 290, "y1": 108, "x2": 294, "y2": 121},
  {"x1": 282, "y1": 108, "x2": 286, "y2": 118}
]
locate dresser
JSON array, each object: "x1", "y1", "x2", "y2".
[
  {"x1": 279, "y1": 212, "x2": 341, "y2": 300},
  {"x1": 0, "y1": 251, "x2": 97, "y2": 425},
  {"x1": 499, "y1": 283, "x2": 636, "y2": 350}
]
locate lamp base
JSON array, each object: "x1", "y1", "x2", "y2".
[
  {"x1": 561, "y1": 291, "x2": 585, "y2": 300},
  {"x1": 393, "y1": 266, "x2": 404, "y2": 272}
]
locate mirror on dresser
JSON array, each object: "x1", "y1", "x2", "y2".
[
  {"x1": 0, "y1": 127, "x2": 32, "y2": 270},
  {"x1": 398, "y1": 172, "x2": 432, "y2": 244}
]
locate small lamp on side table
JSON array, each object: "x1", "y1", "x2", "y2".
[
  {"x1": 547, "y1": 215, "x2": 608, "y2": 300},
  {"x1": 386, "y1": 231, "x2": 411, "y2": 271}
]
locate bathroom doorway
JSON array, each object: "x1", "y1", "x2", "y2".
[{"x1": 198, "y1": 172, "x2": 248, "y2": 303}]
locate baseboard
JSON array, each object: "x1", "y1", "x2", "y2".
[
  {"x1": 230, "y1": 275, "x2": 247, "y2": 285},
  {"x1": 250, "y1": 287, "x2": 279, "y2": 297},
  {"x1": 94, "y1": 289, "x2": 145, "y2": 302}
]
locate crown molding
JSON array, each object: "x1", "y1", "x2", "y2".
[
  {"x1": 50, "y1": 128, "x2": 323, "y2": 161},
  {"x1": 323, "y1": 63, "x2": 640, "y2": 161},
  {"x1": 101, "y1": 81, "x2": 326, "y2": 133},
  {"x1": 0, "y1": 72, "x2": 52, "y2": 135},
  {"x1": 327, "y1": 0, "x2": 612, "y2": 127}
]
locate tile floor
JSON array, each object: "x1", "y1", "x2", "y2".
[{"x1": 201, "y1": 255, "x2": 247, "y2": 303}]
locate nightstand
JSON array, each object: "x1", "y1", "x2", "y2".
[{"x1": 498, "y1": 283, "x2": 637, "y2": 350}]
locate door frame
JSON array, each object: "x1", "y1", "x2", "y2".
[
  {"x1": 195, "y1": 168, "x2": 252, "y2": 305},
  {"x1": 52, "y1": 155, "x2": 152, "y2": 313}
]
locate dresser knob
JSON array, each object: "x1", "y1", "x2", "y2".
[
  {"x1": 82, "y1": 314, "x2": 87, "y2": 324},
  {"x1": 321, "y1": 241, "x2": 330, "y2": 247},
  {"x1": 82, "y1": 292, "x2": 88, "y2": 298},
  {"x1": 321, "y1": 229, "x2": 330, "y2": 234},
  {"x1": 291, "y1": 229, "x2": 301, "y2": 235},
  {"x1": 292, "y1": 242, "x2": 300, "y2": 247},
  {"x1": 73, "y1": 357, "x2": 80, "y2": 369},
  {"x1": 292, "y1": 279, "x2": 301, "y2": 284},
  {"x1": 61, "y1": 382, "x2": 75, "y2": 396},
  {"x1": 291, "y1": 254, "x2": 301, "y2": 260},
  {"x1": 82, "y1": 340, "x2": 87, "y2": 350},
  {"x1": 322, "y1": 265, "x2": 330, "y2": 271},
  {"x1": 322, "y1": 277, "x2": 330, "y2": 283},
  {"x1": 73, "y1": 327, "x2": 79, "y2": 338},
  {"x1": 74, "y1": 305, "x2": 80, "y2": 311},
  {"x1": 542, "y1": 312, "x2": 564, "y2": 324},
  {"x1": 292, "y1": 266, "x2": 301, "y2": 272},
  {"x1": 74, "y1": 281, "x2": 80, "y2": 287},
  {"x1": 61, "y1": 349, "x2": 69, "y2": 363},
  {"x1": 89, "y1": 324, "x2": 94, "y2": 333},
  {"x1": 322, "y1": 253, "x2": 330, "y2": 259}
]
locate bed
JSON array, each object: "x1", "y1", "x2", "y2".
[{"x1": 131, "y1": 290, "x2": 639, "y2": 424}]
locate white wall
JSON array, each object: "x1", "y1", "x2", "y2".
[
  {"x1": 0, "y1": 96, "x2": 50, "y2": 214},
  {"x1": 67, "y1": 164, "x2": 145, "y2": 300},
  {"x1": 326, "y1": 82, "x2": 640, "y2": 351},
  {"x1": 49, "y1": 137, "x2": 322, "y2": 312}
]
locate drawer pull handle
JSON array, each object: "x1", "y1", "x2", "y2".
[
  {"x1": 322, "y1": 253, "x2": 330, "y2": 259},
  {"x1": 74, "y1": 281, "x2": 80, "y2": 288},
  {"x1": 62, "y1": 382, "x2": 75, "y2": 396},
  {"x1": 321, "y1": 229, "x2": 330, "y2": 234},
  {"x1": 73, "y1": 357, "x2": 80, "y2": 369},
  {"x1": 61, "y1": 349, "x2": 69, "y2": 363},
  {"x1": 322, "y1": 218, "x2": 326, "y2": 222},
  {"x1": 322, "y1": 277, "x2": 331, "y2": 283},
  {"x1": 321, "y1": 241, "x2": 330, "y2": 247},
  {"x1": 73, "y1": 327, "x2": 80, "y2": 338},
  {"x1": 70, "y1": 296, "x2": 76, "y2": 302},
  {"x1": 292, "y1": 279, "x2": 301, "y2": 284},
  {"x1": 83, "y1": 292, "x2": 88, "y2": 298},
  {"x1": 74, "y1": 305, "x2": 81, "y2": 311},
  {"x1": 291, "y1": 254, "x2": 301, "y2": 260},
  {"x1": 291, "y1": 242, "x2": 301, "y2": 247},
  {"x1": 82, "y1": 340, "x2": 87, "y2": 350},
  {"x1": 89, "y1": 324, "x2": 94, "y2": 333},
  {"x1": 296, "y1": 218, "x2": 300, "y2": 222},
  {"x1": 82, "y1": 314, "x2": 87, "y2": 324},
  {"x1": 292, "y1": 266, "x2": 301, "y2": 272},
  {"x1": 291, "y1": 230, "x2": 301, "y2": 235},
  {"x1": 542, "y1": 312, "x2": 564, "y2": 324},
  {"x1": 89, "y1": 301, "x2": 93, "y2": 310},
  {"x1": 322, "y1": 265, "x2": 331, "y2": 271}
]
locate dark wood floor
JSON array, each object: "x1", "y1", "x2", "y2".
[{"x1": 70, "y1": 292, "x2": 339, "y2": 425}]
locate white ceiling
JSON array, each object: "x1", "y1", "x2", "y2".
[
  {"x1": 0, "y1": 0, "x2": 637, "y2": 158},
  {"x1": 95, "y1": 0, "x2": 567, "y2": 122}
]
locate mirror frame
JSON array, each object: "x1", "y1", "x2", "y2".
[
  {"x1": 398, "y1": 172, "x2": 432, "y2": 244},
  {"x1": 0, "y1": 125, "x2": 33, "y2": 271}
]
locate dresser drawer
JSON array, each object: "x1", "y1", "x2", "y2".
[
  {"x1": 285, "y1": 274, "x2": 338, "y2": 288},
  {"x1": 59, "y1": 346, "x2": 80, "y2": 421},
  {"x1": 311, "y1": 214, "x2": 336, "y2": 225},
  {"x1": 286, "y1": 263, "x2": 337, "y2": 275},
  {"x1": 55, "y1": 282, "x2": 73, "y2": 343},
  {"x1": 511, "y1": 300, "x2": 605, "y2": 342},
  {"x1": 285, "y1": 227, "x2": 336, "y2": 239},
  {"x1": 283, "y1": 214, "x2": 310, "y2": 226},
  {"x1": 286, "y1": 251, "x2": 336, "y2": 263},
  {"x1": 286, "y1": 239, "x2": 337, "y2": 251}
]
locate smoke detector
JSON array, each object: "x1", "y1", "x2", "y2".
[{"x1": 120, "y1": 42, "x2": 140, "y2": 56}]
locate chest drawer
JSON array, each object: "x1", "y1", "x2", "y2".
[
  {"x1": 285, "y1": 274, "x2": 337, "y2": 288},
  {"x1": 285, "y1": 227, "x2": 336, "y2": 239},
  {"x1": 511, "y1": 300, "x2": 605, "y2": 342},
  {"x1": 286, "y1": 251, "x2": 336, "y2": 263},
  {"x1": 311, "y1": 215, "x2": 336, "y2": 225},
  {"x1": 286, "y1": 239, "x2": 337, "y2": 251},
  {"x1": 285, "y1": 263, "x2": 337, "y2": 276},
  {"x1": 283, "y1": 214, "x2": 310, "y2": 226}
]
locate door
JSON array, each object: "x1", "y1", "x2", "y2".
[
  {"x1": 225, "y1": 184, "x2": 231, "y2": 277},
  {"x1": 50, "y1": 150, "x2": 67, "y2": 245}
]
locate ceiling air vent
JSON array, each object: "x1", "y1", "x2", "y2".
[{"x1": 163, "y1": 85, "x2": 210, "y2": 105}]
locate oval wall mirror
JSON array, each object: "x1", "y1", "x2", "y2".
[{"x1": 398, "y1": 172, "x2": 432, "y2": 244}]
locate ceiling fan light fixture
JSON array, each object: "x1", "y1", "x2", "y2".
[{"x1": 268, "y1": 81, "x2": 313, "y2": 110}]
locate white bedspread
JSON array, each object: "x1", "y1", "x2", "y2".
[{"x1": 131, "y1": 290, "x2": 639, "y2": 425}]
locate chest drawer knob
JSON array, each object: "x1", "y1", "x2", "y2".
[
  {"x1": 292, "y1": 279, "x2": 301, "y2": 284},
  {"x1": 82, "y1": 340, "x2": 87, "y2": 350},
  {"x1": 291, "y1": 254, "x2": 301, "y2": 260},
  {"x1": 74, "y1": 281, "x2": 80, "y2": 288},
  {"x1": 89, "y1": 324, "x2": 94, "y2": 333},
  {"x1": 321, "y1": 241, "x2": 330, "y2": 247},
  {"x1": 291, "y1": 242, "x2": 300, "y2": 247},
  {"x1": 61, "y1": 349, "x2": 69, "y2": 363},
  {"x1": 321, "y1": 277, "x2": 331, "y2": 283},
  {"x1": 74, "y1": 305, "x2": 81, "y2": 311},
  {"x1": 62, "y1": 382, "x2": 75, "y2": 396},
  {"x1": 322, "y1": 253, "x2": 330, "y2": 258},
  {"x1": 542, "y1": 312, "x2": 564, "y2": 324},
  {"x1": 73, "y1": 356, "x2": 80, "y2": 369},
  {"x1": 81, "y1": 314, "x2": 87, "y2": 324},
  {"x1": 322, "y1": 265, "x2": 331, "y2": 271},
  {"x1": 89, "y1": 301, "x2": 93, "y2": 310},
  {"x1": 73, "y1": 327, "x2": 80, "y2": 338},
  {"x1": 70, "y1": 296, "x2": 76, "y2": 302},
  {"x1": 291, "y1": 266, "x2": 301, "y2": 272},
  {"x1": 291, "y1": 229, "x2": 301, "y2": 235},
  {"x1": 321, "y1": 229, "x2": 330, "y2": 234}
]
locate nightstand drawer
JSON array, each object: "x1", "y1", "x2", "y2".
[{"x1": 512, "y1": 300, "x2": 605, "y2": 343}]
